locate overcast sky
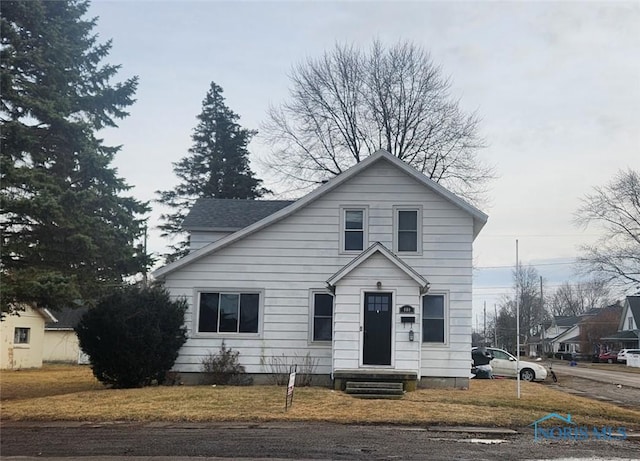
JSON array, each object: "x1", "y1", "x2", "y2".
[{"x1": 87, "y1": 0, "x2": 639, "y2": 321}]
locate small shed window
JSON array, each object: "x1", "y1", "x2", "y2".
[{"x1": 14, "y1": 327, "x2": 30, "y2": 344}]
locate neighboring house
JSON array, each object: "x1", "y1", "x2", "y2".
[
  {"x1": 533, "y1": 305, "x2": 622, "y2": 359},
  {"x1": 537, "y1": 315, "x2": 580, "y2": 357},
  {"x1": 601, "y1": 296, "x2": 640, "y2": 349},
  {"x1": 1, "y1": 305, "x2": 57, "y2": 369},
  {"x1": 43, "y1": 307, "x2": 89, "y2": 364},
  {"x1": 153, "y1": 150, "x2": 488, "y2": 389}
]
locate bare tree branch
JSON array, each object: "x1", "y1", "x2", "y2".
[
  {"x1": 575, "y1": 169, "x2": 640, "y2": 292},
  {"x1": 261, "y1": 40, "x2": 495, "y2": 206}
]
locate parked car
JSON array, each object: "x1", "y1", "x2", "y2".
[
  {"x1": 617, "y1": 349, "x2": 640, "y2": 363},
  {"x1": 471, "y1": 347, "x2": 548, "y2": 382},
  {"x1": 598, "y1": 351, "x2": 619, "y2": 364}
]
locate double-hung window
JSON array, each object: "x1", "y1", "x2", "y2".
[
  {"x1": 312, "y1": 292, "x2": 334, "y2": 341},
  {"x1": 342, "y1": 207, "x2": 366, "y2": 252},
  {"x1": 394, "y1": 207, "x2": 421, "y2": 253},
  {"x1": 198, "y1": 292, "x2": 260, "y2": 334},
  {"x1": 422, "y1": 294, "x2": 445, "y2": 343}
]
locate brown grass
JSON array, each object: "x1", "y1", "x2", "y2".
[{"x1": 2, "y1": 365, "x2": 639, "y2": 429}]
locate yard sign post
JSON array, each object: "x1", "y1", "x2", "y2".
[{"x1": 285, "y1": 364, "x2": 297, "y2": 411}]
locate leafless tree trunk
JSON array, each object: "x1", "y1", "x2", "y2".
[
  {"x1": 262, "y1": 40, "x2": 494, "y2": 205},
  {"x1": 575, "y1": 169, "x2": 640, "y2": 292}
]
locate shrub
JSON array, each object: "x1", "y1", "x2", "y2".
[
  {"x1": 261, "y1": 352, "x2": 318, "y2": 386},
  {"x1": 76, "y1": 284, "x2": 187, "y2": 388},
  {"x1": 201, "y1": 341, "x2": 250, "y2": 385}
]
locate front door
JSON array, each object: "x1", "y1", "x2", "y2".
[{"x1": 363, "y1": 292, "x2": 392, "y2": 366}]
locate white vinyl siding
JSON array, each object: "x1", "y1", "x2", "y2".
[{"x1": 163, "y1": 161, "x2": 474, "y2": 379}]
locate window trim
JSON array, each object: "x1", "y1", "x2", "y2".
[
  {"x1": 340, "y1": 205, "x2": 368, "y2": 253},
  {"x1": 393, "y1": 205, "x2": 422, "y2": 255},
  {"x1": 193, "y1": 289, "x2": 263, "y2": 337},
  {"x1": 309, "y1": 289, "x2": 334, "y2": 344},
  {"x1": 421, "y1": 291, "x2": 448, "y2": 345}
]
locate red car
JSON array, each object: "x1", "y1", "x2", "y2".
[{"x1": 598, "y1": 351, "x2": 619, "y2": 363}]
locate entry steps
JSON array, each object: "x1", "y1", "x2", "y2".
[{"x1": 345, "y1": 381, "x2": 404, "y2": 399}]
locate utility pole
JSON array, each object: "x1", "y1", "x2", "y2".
[
  {"x1": 494, "y1": 304, "x2": 498, "y2": 348},
  {"x1": 539, "y1": 275, "x2": 544, "y2": 356},
  {"x1": 516, "y1": 239, "x2": 521, "y2": 399},
  {"x1": 483, "y1": 301, "x2": 487, "y2": 346}
]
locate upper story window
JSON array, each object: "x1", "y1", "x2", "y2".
[
  {"x1": 312, "y1": 292, "x2": 334, "y2": 341},
  {"x1": 198, "y1": 292, "x2": 260, "y2": 334},
  {"x1": 422, "y1": 294, "x2": 445, "y2": 343},
  {"x1": 394, "y1": 206, "x2": 421, "y2": 253},
  {"x1": 342, "y1": 207, "x2": 367, "y2": 252},
  {"x1": 14, "y1": 327, "x2": 30, "y2": 344},
  {"x1": 629, "y1": 316, "x2": 635, "y2": 330}
]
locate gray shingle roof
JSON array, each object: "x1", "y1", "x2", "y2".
[
  {"x1": 45, "y1": 307, "x2": 88, "y2": 330},
  {"x1": 181, "y1": 198, "x2": 295, "y2": 231},
  {"x1": 554, "y1": 315, "x2": 580, "y2": 327}
]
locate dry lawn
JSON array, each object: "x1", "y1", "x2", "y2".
[{"x1": 2, "y1": 365, "x2": 639, "y2": 429}]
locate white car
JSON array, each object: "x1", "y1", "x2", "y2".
[
  {"x1": 472, "y1": 347, "x2": 548, "y2": 382},
  {"x1": 617, "y1": 349, "x2": 640, "y2": 363}
]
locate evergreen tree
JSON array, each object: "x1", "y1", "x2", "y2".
[
  {"x1": 1, "y1": 0, "x2": 149, "y2": 316},
  {"x1": 157, "y1": 82, "x2": 268, "y2": 262}
]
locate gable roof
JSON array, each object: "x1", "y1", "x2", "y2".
[
  {"x1": 326, "y1": 242, "x2": 429, "y2": 291},
  {"x1": 153, "y1": 150, "x2": 488, "y2": 279},
  {"x1": 619, "y1": 296, "x2": 640, "y2": 331},
  {"x1": 182, "y1": 198, "x2": 295, "y2": 231}
]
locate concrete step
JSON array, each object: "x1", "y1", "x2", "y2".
[
  {"x1": 346, "y1": 381, "x2": 404, "y2": 390},
  {"x1": 345, "y1": 381, "x2": 404, "y2": 399},
  {"x1": 348, "y1": 393, "x2": 404, "y2": 400}
]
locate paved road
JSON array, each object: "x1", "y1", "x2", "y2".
[
  {"x1": 553, "y1": 364, "x2": 640, "y2": 388},
  {"x1": 1, "y1": 421, "x2": 639, "y2": 460}
]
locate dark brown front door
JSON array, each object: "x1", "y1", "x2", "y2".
[{"x1": 363, "y1": 292, "x2": 392, "y2": 366}]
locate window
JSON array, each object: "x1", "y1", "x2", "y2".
[
  {"x1": 198, "y1": 292, "x2": 259, "y2": 334},
  {"x1": 629, "y1": 317, "x2": 634, "y2": 330},
  {"x1": 14, "y1": 327, "x2": 30, "y2": 344},
  {"x1": 422, "y1": 295, "x2": 445, "y2": 343},
  {"x1": 344, "y1": 209, "x2": 364, "y2": 251},
  {"x1": 312, "y1": 292, "x2": 334, "y2": 341},
  {"x1": 394, "y1": 207, "x2": 421, "y2": 253}
]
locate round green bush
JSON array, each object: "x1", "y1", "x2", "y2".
[{"x1": 76, "y1": 285, "x2": 187, "y2": 388}]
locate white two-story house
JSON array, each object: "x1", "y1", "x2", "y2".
[{"x1": 153, "y1": 150, "x2": 488, "y2": 389}]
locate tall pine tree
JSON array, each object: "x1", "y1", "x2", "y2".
[
  {"x1": 1, "y1": 0, "x2": 149, "y2": 316},
  {"x1": 157, "y1": 82, "x2": 268, "y2": 262}
]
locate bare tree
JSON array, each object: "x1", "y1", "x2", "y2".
[
  {"x1": 494, "y1": 265, "x2": 548, "y2": 353},
  {"x1": 575, "y1": 169, "x2": 640, "y2": 291},
  {"x1": 263, "y1": 40, "x2": 494, "y2": 204},
  {"x1": 547, "y1": 279, "x2": 612, "y2": 317}
]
